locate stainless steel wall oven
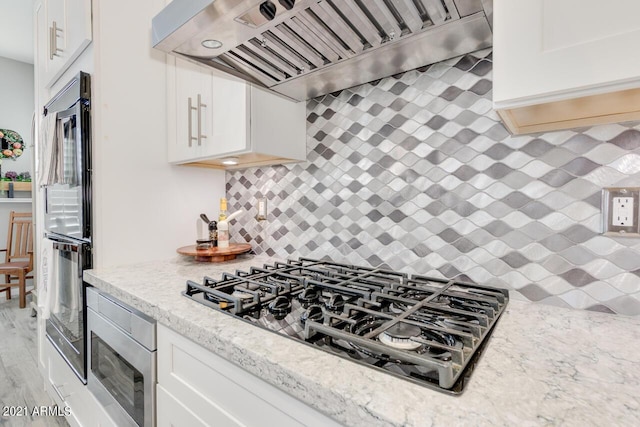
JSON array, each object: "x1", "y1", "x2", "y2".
[
  {"x1": 43, "y1": 71, "x2": 92, "y2": 383},
  {"x1": 43, "y1": 71, "x2": 91, "y2": 241},
  {"x1": 45, "y1": 237, "x2": 90, "y2": 382}
]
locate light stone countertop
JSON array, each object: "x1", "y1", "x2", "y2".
[{"x1": 84, "y1": 255, "x2": 640, "y2": 427}]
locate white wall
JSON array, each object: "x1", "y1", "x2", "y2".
[
  {"x1": 0, "y1": 56, "x2": 33, "y2": 250},
  {"x1": 91, "y1": 0, "x2": 226, "y2": 267}
]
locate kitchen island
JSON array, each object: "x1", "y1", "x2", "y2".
[{"x1": 84, "y1": 256, "x2": 640, "y2": 426}]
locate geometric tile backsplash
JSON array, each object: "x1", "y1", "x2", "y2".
[{"x1": 227, "y1": 48, "x2": 640, "y2": 316}]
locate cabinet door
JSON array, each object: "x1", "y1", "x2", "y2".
[
  {"x1": 202, "y1": 73, "x2": 250, "y2": 158},
  {"x1": 250, "y1": 86, "x2": 306, "y2": 161},
  {"x1": 493, "y1": 0, "x2": 640, "y2": 105},
  {"x1": 44, "y1": 0, "x2": 65, "y2": 82},
  {"x1": 157, "y1": 385, "x2": 218, "y2": 427},
  {"x1": 45, "y1": 340, "x2": 117, "y2": 427},
  {"x1": 158, "y1": 325, "x2": 342, "y2": 427},
  {"x1": 169, "y1": 58, "x2": 213, "y2": 163},
  {"x1": 35, "y1": 1, "x2": 48, "y2": 110},
  {"x1": 43, "y1": 0, "x2": 92, "y2": 88}
]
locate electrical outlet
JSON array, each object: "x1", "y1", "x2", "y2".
[
  {"x1": 603, "y1": 188, "x2": 640, "y2": 236},
  {"x1": 612, "y1": 197, "x2": 633, "y2": 226}
]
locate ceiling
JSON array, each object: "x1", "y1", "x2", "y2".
[{"x1": 0, "y1": 0, "x2": 34, "y2": 64}]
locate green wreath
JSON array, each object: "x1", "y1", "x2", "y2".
[{"x1": 0, "y1": 129, "x2": 25, "y2": 160}]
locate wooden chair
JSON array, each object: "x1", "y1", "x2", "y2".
[{"x1": 0, "y1": 211, "x2": 34, "y2": 308}]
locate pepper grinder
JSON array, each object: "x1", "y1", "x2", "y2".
[{"x1": 208, "y1": 221, "x2": 218, "y2": 247}]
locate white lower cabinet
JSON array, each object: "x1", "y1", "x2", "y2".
[
  {"x1": 36, "y1": 306, "x2": 47, "y2": 375},
  {"x1": 157, "y1": 385, "x2": 209, "y2": 427},
  {"x1": 157, "y1": 324, "x2": 343, "y2": 427},
  {"x1": 43, "y1": 339, "x2": 115, "y2": 427}
]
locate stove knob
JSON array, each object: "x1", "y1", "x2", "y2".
[
  {"x1": 300, "y1": 304, "x2": 323, "y2": 325},
  {"x1": 325, "y1": 294, "x2": 345, "y2": 313},
  {"x1": 298, "y1": 287, "x2": 319, "y2": 306},
  {"x1": 268, "y1": 295, "x2": 291, "y2": 320}
]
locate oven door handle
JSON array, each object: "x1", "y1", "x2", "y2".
[
  {"x1": 47, "y1": 235, "x2": 87, "y2": 280},
  {"x1": 52, "y1": 242, "x2": 80, "y2": 252},
  {"x1": 46, "y1": 234, "x2": 84, "y2": 251}
]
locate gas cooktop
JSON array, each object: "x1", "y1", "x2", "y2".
[{"x1": 184, "y1": 258, "x2": 508, "y2": 394}]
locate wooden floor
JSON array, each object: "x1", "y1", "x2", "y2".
[{"x1": 0, "y1": 295, "x2": 68, "y2": 427}]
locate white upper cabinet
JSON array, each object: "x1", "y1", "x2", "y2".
[
  {"x1": 38, "y1": 0, "x2": 92, "y2": 88},
  {"x1": 493, "y1": 0, "x2": 640, "y2": 134},
  {"x1": 167, "y1": 57, "x2": 306, "y2": 169},
  {"x1": 169, "y1": 58, "x2": 214, "y2": 163}
]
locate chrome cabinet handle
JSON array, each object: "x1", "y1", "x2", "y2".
[
  {"x1": 49, "y1": 21, "x2": 62, "y2": 60},
  {"x1": 49, "y1": 26, "x2": 54, "y2": 60},
  {"x1": 197, "y1": 93, "x2": 207, "y2": 146},
  {"x1": 188, "y1": 97, "x2": 197, "y2": 147}
]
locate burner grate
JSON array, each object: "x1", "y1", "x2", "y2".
[{"x1": 183, "y1": 257, "x2": 508, "y2": 393}]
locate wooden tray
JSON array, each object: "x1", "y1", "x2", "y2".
[{"x1": 177, "y1": 243, "x2": 252, "y2": 263}]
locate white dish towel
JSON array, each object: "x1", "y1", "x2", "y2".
[
  {"x1": 39, "y1": 238, "x2": 57, "y2": 320},
  {"x1": 38, "y1": 112, "x2": 62, "y2": 187}
]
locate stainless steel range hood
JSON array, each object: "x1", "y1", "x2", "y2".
[{"x1": 152, "y1": 0, "x2": 493, "y2": 101}]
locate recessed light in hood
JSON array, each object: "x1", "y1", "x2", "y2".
[
  {"x1": 201, "y1": 39, "x2": 223, "y2": 49},
  {"x1": 152, "y1": 0, "x2": 494, "y2": 101}
]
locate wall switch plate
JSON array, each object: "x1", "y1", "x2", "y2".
[
  {"x1": 602, "y1": 187, "x2": 640, "y2": 236},
  {"x1": 256, "y1": 197, "x2": 267, "y2": 221}
]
